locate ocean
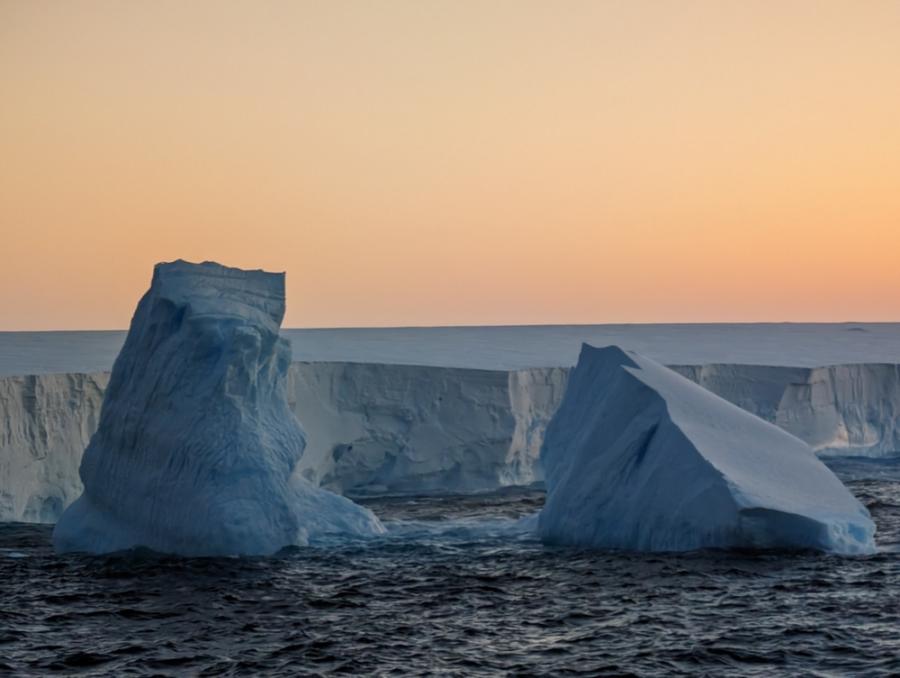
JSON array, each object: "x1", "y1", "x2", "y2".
[
  {"x1": 2, "y1": 325, "x2": 899, "y2": 675},
  {"x1": 2, "y1": 459, "x2": 899, "y2": 676}
]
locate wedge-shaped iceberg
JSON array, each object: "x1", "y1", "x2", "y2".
[
  {"x1": 53, "y1": 260, "x2": 383, "y2": 556},
  {"x1": 538, "y1": 345, "x2": 876, "y2": 554}
]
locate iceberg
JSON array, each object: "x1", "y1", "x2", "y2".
[
  {"x1": 53, "y1": 260, "x2": 383, "y2": 556},
  {"x1": 538, "y1": 345, "x2": 876, "y2": 554}
]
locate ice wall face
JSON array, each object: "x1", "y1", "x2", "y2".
[
  {"x1": 503, "y1": 368, "x2": 570, "y2": 485},
  {"x1": 0, "y1": 372, "x2": 108, "y2": 522},
  {"x1": 0, "y1": 363, "x2": 567, "y2": 521},
  {"x1": 1, "y1": 358, "x2": 898, "y2": 524},
  {"x1": 52, "y1": 261, "x2": 382, "y2": 555},
  {"x1": 673, "y1": 363, "x2": 900, "y2": 457},
  {"x1": 288, "y1": 363, "x2": 515, "y2": 495},
  {"x1": 539, "y1": 345, "x2": 876, "y2": 554},
  {"x1": 287, "y1": 363, "x2": 568, "y2": 495}
]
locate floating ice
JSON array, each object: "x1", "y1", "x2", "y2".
[
  {"x1": 53, "y1": 260, "x2": 383, "y2": 556},
  {"x1": 538, "y1": 345, "x2": 876, "y2": 554}
]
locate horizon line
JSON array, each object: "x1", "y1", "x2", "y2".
[{"x1": 2, "y1": 319, "x2": 899, "y2": 333}]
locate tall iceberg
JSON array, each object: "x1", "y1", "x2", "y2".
[
  {"x1": 538, "y1": 345, "x2": 875, "y2": 554},
  {"x1": 53, "y1": 260, "x2": 383, "y2": 556}
]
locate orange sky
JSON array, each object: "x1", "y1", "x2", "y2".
[{"x1": 1, "y1": 1, "x2": 899, "y2": 330}]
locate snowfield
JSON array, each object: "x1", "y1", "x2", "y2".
[{"x1": 3, "y1": 322, "x2": 900, "y2": 377}]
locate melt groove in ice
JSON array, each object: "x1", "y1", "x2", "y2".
[{"x1": 53, "y1": 260, "x2": 383, "y2": 556}]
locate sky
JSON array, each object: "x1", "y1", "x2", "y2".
[{"x1": 1, "y1": 1, "x2": 899, "y2": 330}]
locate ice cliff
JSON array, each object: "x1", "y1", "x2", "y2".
[
  {"x1": 287, "y1": 362, "x2": 568, "y2": 494},
  {"x1": 0, "y1": 372, "x2": 108, "y2": 522},
  {"x1": 539, "y1": 345, "x2": 876, "y2": 554},
  {"x1": 671, "y1": 363, "x2": 900, "y2": 457},
  {"x1": 1, "y1": 357, "x2": 898, "y2": 524},
  {"x1": 52, "y1": 261, "x2": 383, "y2": 555}
]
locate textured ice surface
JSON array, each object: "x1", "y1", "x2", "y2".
[
  {"x1": 538, "y1": 345, "x2": 876, "y2": 554},
  {"x1": 671, "y1": 363, "x2": 900, "y2": 458},
  {"x1": 287, "y1": 362, "x2": 568, "y2": 494},
  {"x1": 52, "y1": 261, "x2": 382, "y2": 555},
  {"x1": 3, "y1": 358, "x2": 900, "y2": 522},
  {"x1": 0, "y1": 372, "x2": 107, "y2": 523}
]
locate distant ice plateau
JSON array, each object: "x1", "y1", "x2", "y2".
[
  {"x1": 4, "y1": 322, "x2": 900, "y2": 376},
  {"x1": 1, "y1": 357, "x2": 898, "y2": 524}
]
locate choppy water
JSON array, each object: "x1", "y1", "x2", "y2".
[{"x1": 2, "y1": 463, "x2": 899, "y2": 676}]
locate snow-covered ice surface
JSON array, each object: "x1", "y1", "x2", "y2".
[
  {"x1": 539, "y1": 345, "x2": 876, "y2": 554},
  {"x1": 53, "y1": 261, "x2": 383, "y2": 556},
  {"x1": 283, "y1": 323, "x2": 900, "y2": 370},
  {"x1": 3, "y1": 322, "x2": 900, "y2": 376}
]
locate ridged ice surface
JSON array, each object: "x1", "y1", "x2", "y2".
[
  {"x1": 539, "y1": 345, "x2": 876, "y2": 553},
  {"x1": 52, "y1": 261, "x2": 382, "y2": 555},
  {"x1": 1, "y1": 461, "x2": 898, "y2": 676}
]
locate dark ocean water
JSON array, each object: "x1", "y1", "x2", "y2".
[{"x1": 1, "y1": 461, "x2": 899, "y2": 677}]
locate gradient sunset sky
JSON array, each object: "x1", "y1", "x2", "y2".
[{"x1": 2, "y1": 1, "x2": 899, "y2": 330}]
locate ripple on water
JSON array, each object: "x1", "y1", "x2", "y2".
[{"x1": 1, "y1": 467, "x2": 899, "y2": 676}]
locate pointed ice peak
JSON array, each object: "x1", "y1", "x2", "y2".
[{"x1": 539, "y1": 343, "x2": 876, "y2": 554}]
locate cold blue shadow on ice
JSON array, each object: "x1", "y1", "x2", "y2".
[
  {"x1": 53, "y1": 261, "x2": 383, "y2": 556},
  {"x1": 52, "y1": 261, "x2": 876, "y2": 558},
  {"x1": 538, "y1": 345, "x2": 875, "y2": 554}
]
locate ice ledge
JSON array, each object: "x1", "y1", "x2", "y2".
[{"x1": 150, "y1": 259, "x2": 286, "y2": 328}]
